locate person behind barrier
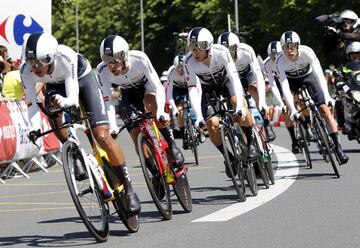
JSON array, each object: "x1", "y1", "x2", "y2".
[{"x1": 21, "y1": 32, "x2": 140, "y2": 215}]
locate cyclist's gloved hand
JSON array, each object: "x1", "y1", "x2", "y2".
[
  {"x1": 54, "y1": 94, "x2": 66, "y2": 108},
  {"x1": 156, "y1": 111, "x2": 170, "y2": 124},
  {"x1": 290, "y1": 110, "x2": 300, "y2": 121},
  {"x1": 172, "y1": 108, "x2": 179, "y2": 118},
  {"x1": 235, "y1": 106, "x2": 247, "y2": 120},
  {"x1": 28, "y1": 130, "x2": 40, "y2": 143},
  {"x1": 195, "y1": 119, "x2": 205, "y2": 130}
]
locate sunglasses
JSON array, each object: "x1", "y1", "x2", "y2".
[
  {"x1": 26, "y1": 57, "x2": 52, "y2": 68},
  {"x1": 188, "y1": 40, "x2": 209, "y2": 52}
]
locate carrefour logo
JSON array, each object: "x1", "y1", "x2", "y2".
[{"x1": 0, "y1": 14, "x2": 43, "y2": 45}]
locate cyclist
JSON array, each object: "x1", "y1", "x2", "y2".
[
  {"x1": 166, "y1": 55, "x2": 205, "y2": 148},
  {"x1": 184, "y1": 27, "x2": 258, "y2": 177},
  {"x1": 276, "y1": 31, "x2": 349, "y2": 164},
  {"x1": 21, "y1": 32, "x2": 141, "y2": 215},
  {"x1": 96, "y1": 35, "x2": 185, "y2": 172},
  {"x1": 264, "y1": 41, "x2": 314, "y2": 153},
  {"x1": 217, "y1": 31, "x2": 276, "y2": 142}
]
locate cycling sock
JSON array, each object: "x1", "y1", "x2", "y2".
[
  {"x1": 287, "y1": 126, "x2": 297, "y2": 144},
  {"x1": 330, "y1": 132, "x2": 341, "y2": 150},
  {"x1": 159, "y1": 127, "x2": 176, "y2": 148},
  {"x1": 299, "y1": 115, "x2": 310, "y2": 129},
  {"x1": 242, "y1": 126, "x2": 254, "y2": 145},
  {"x1": 180, "y1": 127, "x2": 185, "y2": 136},
  {"x1": 216, "y1": 145, "x2": 235, "y2": 161},
  {"x1": 304, "y1": 115, "x2": 311, "y2": 124},
  {"x1": 113, "y1": 164, "x2": 133, "y2": 193}
]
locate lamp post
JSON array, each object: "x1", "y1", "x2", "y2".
[
  {"x1": 234, "y1": 0, "x2": 239, "y2": 31},
  {"x1": 140, "y1": 0, "x2": 144, "y2": 52}
]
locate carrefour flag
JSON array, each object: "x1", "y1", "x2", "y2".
[{"x1": 0, "y1": 0, "x2": 51, "y2": 60}]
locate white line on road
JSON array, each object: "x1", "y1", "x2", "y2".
[{"x1": 192, "y1": 145, "x2": 299, "y2": 222}]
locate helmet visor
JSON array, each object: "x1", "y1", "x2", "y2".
[
  {"x1": 283, "y1": 43, "x2": 299, "y2": 51},
  {"x1": 188, "y1": 40, "x2": 209, "y2": 51},
  {"x1": 26, "y1": 57, "x2": 52, "y2": 68},
  {"x1": 102, "y1": 51, "x2": 127, "y2": 64}
]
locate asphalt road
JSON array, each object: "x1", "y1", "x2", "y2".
[{"x1": 1, "y1": 126, "x2": 360, "y2": 248}]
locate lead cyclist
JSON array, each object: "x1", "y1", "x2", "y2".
[{"x1": 21, "y1": 32, "x2": 141, "y2": 215}]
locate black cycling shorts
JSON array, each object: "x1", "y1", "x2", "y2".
[
  {"x1": 173, "y1": 85, "x2": 189, "y2": 105},
  {"x1": 44, "y1": 71, "x2": 109, "y2": 129},
  {"x1": 287, "y1": 71, "x2": 325, "y2": 105},
  {"x1": 200, "y1": 77, "x2": 235, "y2": 119}
]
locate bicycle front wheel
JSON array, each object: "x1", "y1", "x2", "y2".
[
  {"x1": 221, "y1": 121, "x2": 246, "y2": 202},
  {"x1": 62, "y1": 141, "x2": 109, "y2": 242},
  {"x1": 137, "y1": 133, "x2": 172, "y2": 220},
  {"x1": 298, "y1": 123, "x2": 312, "y2": 169},
  {"x1": 188, "y1": 120, "x2": 199, "y2": 166},
  {"x1": 313, "y1": 116, "x2": 340, "y2": 178}
]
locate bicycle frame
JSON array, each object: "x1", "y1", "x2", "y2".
[{"x1": 138, "y1": 118, "x2": 176, "y2": 184}]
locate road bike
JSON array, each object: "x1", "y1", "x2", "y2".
[
  {"x1": 30, "y1": 103, "x2": 139, "y2": 242},
  {"x1": 119, "y1": 106, "x2": 192, "y2": 220},
  {"x1": 245, "y1": 93, "x2": 275, "y2": 187},
  {"x1": 296, "y1": 85, "x2": 340, "y2": 178},
  {"x1": 206, "y1": 92, "x2": 258, "y2": 200},
  {"x1": 176, "y1": 95, "x2": 201, "y2": 165}
]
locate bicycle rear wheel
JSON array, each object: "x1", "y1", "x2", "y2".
[
  {"x1": 137, "y1": 133, "x2": 172, "y2": 220},
  {"x1": 313, "y1": 116, "x2": 340, "y2": 178},
  {"x1": 112, "y1": 193, "x2": 139, "y2": 232},
  {"x1": 221, "y1": 121, "x2": 246, "y2": 202},
  {"x1": 101, "y1": 158, "x2": 139, "y2": 233},
  {"x1": 173, "y1": 169, "x2": 193, "y2": 212},
  {"x1": 62, "y1": 141, "x2": 109, "y2": 242},
  {"x1": 234, "y1": 123, "x2": 257, "y2": 196},
  {"x1": 298, "y1": 123, "x2": 312, "y2": 169},
  {"x1": 253, "y1": 128, "x2": 270, "y2": 189}
]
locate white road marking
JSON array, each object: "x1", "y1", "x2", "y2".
[{"x1": 192, "y1": 145, "x2": 299, "y2": 222}]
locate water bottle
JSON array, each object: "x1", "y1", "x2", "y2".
[{"x1": 251, "y1": 108, "x2": 264, "y2": 128}]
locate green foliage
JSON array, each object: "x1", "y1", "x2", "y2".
[{"x1": 52, "y1": 0, "x2": 358, "y2": 72}]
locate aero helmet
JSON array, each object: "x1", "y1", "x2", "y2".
[
  {"x1": 100, "y1": 35, "x2": 129, "y2": 63},
  {"x1": 280, "y1": 31, "x2": 301, "y2": 47},
  {"x1": 187, "y1": 27, "x2": 213, "y2": 51},
  {"x1": 217, "y1": 32, "x2": 240, "y2": 53},
  {"x1": 24, "y1": 32, "x2": 58, "y2": 65}
]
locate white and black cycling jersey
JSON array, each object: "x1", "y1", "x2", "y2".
[
  {"x1": 185, "y1": 44, "x2": 239, "y2": 87},
  {"x1": 97, "y1": 50, "x2": 161, "y2": 89},
  {"x1": 167, "y1": 66, "x2": 188, "y2": 88},
  {"x1": 276, "y1": 44, "x2": 333, "y2": 112},
  {"x1": 275, "y1": 45, "x2": 324, "y2": 80},
  {"x1": 234, "y1": 43, "x2": 262, "y2": 78},
  {"x1": 264, "y1": 56, "x2": 279, "y2": 87},
  {"x1": 21, "y1": 45, "x2": 91, "y2": 104}
]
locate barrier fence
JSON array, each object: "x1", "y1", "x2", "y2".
[{"x1": 0, "y1": 101, "x2": 61, "y2": 183}]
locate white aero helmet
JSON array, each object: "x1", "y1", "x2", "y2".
[
  {"x1": 173, "y1": 55, "x2": 185, "y2": 68},
  {"x1": 100, "y1": 35, "x2": 129, "y2": 63},
  {"x1": 217, "y1": 32, "x2": 240, "y2": 52},
  {"x1": 267, "y1": 41, "x2": 282, "y2": 56},
  {"x1": 187, "y1": 27, "x2": 213, "y2": 51},
  {"x1": 340, "y1": 9, "x2": 359, "y2": 29},
  {"x1": 24, "y1": 32, "x2": 58, "y2": 65},
  {"x1": 346, "y1": 41, "x2": 360, "y2": 54},
  {"x1": 280, "y1": 31, "x2": 301, "y2": 47}
]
